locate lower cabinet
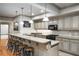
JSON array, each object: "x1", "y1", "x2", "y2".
[
  {"x1": 70, "y1": 40, "x2": 77, "y2": 52},
  {"x1": 70, "y1": 40, "x2": 79, "y2": 55},
  {"x1": 57, "y1": 38, "x2": 70, "y2": 51},
  {"x1": 57, "y1": 38, "x2": 63, "y2": 50},
  {"x1": 62, "y1": 39, "x2": 70, "y2": 51},
  {"x1": 56, "y1": 37, "x2": 79, "y2": 55}
]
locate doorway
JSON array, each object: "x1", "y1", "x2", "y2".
[{"x1": 0, "y1": 23, "x2": 9, "y2": 46}]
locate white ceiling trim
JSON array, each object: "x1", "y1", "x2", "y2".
[
  {"x1": 31, "y1": 3, "x2": 59, "y2": 14},
  {"x1": 60, "y1": 5, "x2": 79, "y2": 14}
]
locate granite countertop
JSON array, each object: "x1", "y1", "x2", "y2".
[
  {"x1": 9, "y1": 33, "x2": 59, "y2": 46},
  {"x1": 51, "y1": 40, "x2": 59, "y2": 47},
  {"x1": 57, "y1": 35, "x2": 79, "y2": 40},
  {"x1": 10, "y1": 33, "x2": 50, "y2": 44}
]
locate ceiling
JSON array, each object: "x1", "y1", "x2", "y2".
[
  {"x1": 0, "y1": 3, "x2": 45, "y2": 17},
  {"x1": 0, "y1": 3, "x2": 78, "y2": 18},
  {"x1": 53, "y1": 3, "x2": 79, "y2": 9}
]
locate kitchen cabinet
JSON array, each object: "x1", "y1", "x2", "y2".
[
  {"x1": 56, "y1": 38, "x2": 63, "y2": 50},
  {"x1": 64, "y1": 17, "x2": 72, "y2": 29},
  {"x1": 41, "y1": 22, "x2": 45, "y2": 29},
  {"x1": 62, "y1": 39, "x2": 70, "y2": 51},
  {"x1": 34, "y1": 22, "x2": 41, "y2": 29},
  {"x1": 38, "y1": 22, "x2": 41, "y2": 29},
  {"x1": 56, "y1": 38, "x2": 70, "y2": 51},
  {"x1": 44, "y1": 21, "x2": 48, "y2": 29},
  {"x1": 77, "y1": 41, "x2": 79, "y2": 55},
  {"x1": 34, "y1": 22, "x2": 38, "y2": 29},
  {"x1": 57, "y1": 18, "x2": 64, "y2": 30},
  {"x1": 34, "y1": 21, "x2": 49, "y2": 29},
  {"x1": 41, "y1": 22, "x2": 43, "y2": 29},
  {"x1": 70, "y1": 40, "x2": 79, "y2": 55},
  {"x1": 72, "y1": 16, "x2": 79, "y2": 29},
  {"x1": 57, "y1": 37, "x2": 79, "y2": 55}
]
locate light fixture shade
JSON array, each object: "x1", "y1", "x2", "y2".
[
  {"x1": 43, "y1": 17, "x2": 49, "y2": 21},
  {"x1": 29, "y1": 20, "x2": 33, "y2": 23},
  {"x1": 20, "y1": 21, "x2": 24, "y2": 25},
  {"x1": 15, "y1": 22, "x2": 18, "y2": 26}
]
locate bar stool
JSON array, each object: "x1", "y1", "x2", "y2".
[
  {"x1": 12, "y1": 40, "x2": 20, "y2": 55},
  {"x1": 7, "y1": 41, "x2": 13, "y2": 51},
  {"x1": 15, "y1": 42, "x2": 23, "y2": 56},
  {"x1": 7, "y1": 38, "x2": 14, "y2": 52},
  {"x1": 23, "y1": 47, "x2": 34, "y2": 56}
]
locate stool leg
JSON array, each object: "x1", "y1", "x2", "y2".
[{"x1": 12, "y1": 45, "x2": 16, "y2": 55}]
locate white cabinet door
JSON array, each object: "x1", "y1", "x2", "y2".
[
  {"x1": 37, "y1": 22, "x2": 40, "y2": 29},
  {"x1": 56, "y1": 37, "x2": 62, "y2": 50},
  {"x1": 36, "y1": 23, "x2": 39, "y2": 29},
  {"x1": 56, "y1": 38, "x2": 70, "y2": 51},
  {"x1": 64, "y1": 17, "x2": 72, "y2": 29},
  {"x1": 62, "y1": 39, "x2": 70, "y2": 51},
  {"x1": 34, "y1": 23, "x2": 37, "y2": 29},
  {"x1": 35, "y1": 23, "x2": 38, "y2": 29},
  {"x1": 44, "y1": 22, "x2": 48, "y2": 29},
  {"x1": 58, "y1": 18, "x2": 64, "y2": 30},
  {"x1": 77, "y1": 41, "x2": 79, "y2": 55},
  {"x1": 59, "y1": 38, "x2": 63, "y2": 50},
  {"x1": 70, "y1": 40, "x2": 78, "y2": 54},
  {"x1": 41, "y1": 22, "x2": 43, "y2": 29},
  {"x1": 72, "y1": 16, "x2": 79, "y2": 29},
  {"x1": 42, "y1": 22, "x2": 45, "y2": 29},
  {"x1": 38, "y1": 22, "x2": 41, "y2": 29}
]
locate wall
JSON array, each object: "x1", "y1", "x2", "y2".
[
  {"x1": 0, "y1": 17, "x2": 14, "y2": 33},
  {"x1": 14, "y1": 15, "x2": 36, "y2": 34}
]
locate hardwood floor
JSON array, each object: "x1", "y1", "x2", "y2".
[{"x1": 0, "y1": 39, "x2": 14, "y2": 56}]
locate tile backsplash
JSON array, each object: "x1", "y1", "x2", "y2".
[
  {"x1": 33, "y1": 30, "x2": 79, "y2": 36},
  {"x1": 36, "y1": 30, "x2": 53, "y2": 35},
  {"x1": 53, "y1": 31, "x2": 79, "y2": 36}
]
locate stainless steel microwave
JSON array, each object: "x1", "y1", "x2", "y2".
[{"x1": 48, "y1": 25, "x2": 58, "y2": 30}]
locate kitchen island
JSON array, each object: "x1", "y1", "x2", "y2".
[{"x1": 9, "y1": 33, "x2": 59, "y2": 56}]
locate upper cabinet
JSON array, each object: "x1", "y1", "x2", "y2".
[
  {"x1": 57, "y1": 15, "x2": 79, "y2": 31},
  {"x1": 44, "y1": 21, "x2": 48, "y2": 29},
  {"x1": 64, "y1": 17, "x2": 72, "y2": 29},
  {"x1": 34, "y1": 21, "x2": 49, "y2": 30},
  {"x1": 34, "y1": 15, "x2": 79, "y2": 31},
  {"x1": 34, "y1": 20, "x2": 58, "y2": 30},
  {"x1": 72, "y1": 16, "x2": 79, "y2": 29},
  {"x1": 57, "y1": 17, "x2": 64, "y2": 30}
]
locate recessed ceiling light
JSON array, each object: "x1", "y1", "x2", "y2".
[
  {"x1": 32, "y1": 13, "x2": 34, "y2": 15},
  {"x1": 20, "y1": 21, "x2": 24, "y2": 25}
]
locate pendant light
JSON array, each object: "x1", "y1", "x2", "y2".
[
  {"x1": 43, "y1": 3, "x2": 49, "y2": 21},
  {"x1": 20, "y1": 7, "x2": 24, "y2": 25},
  {"x1": 29, "y1": 5, "x2": 33, "y2": 23},
  {"x1": 15, "y1": 11, "x2": 18, "y2": 26}
]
